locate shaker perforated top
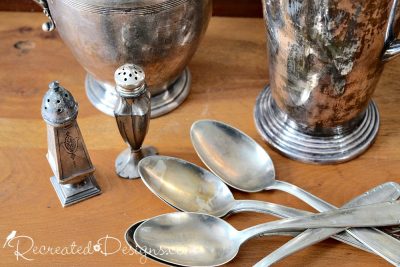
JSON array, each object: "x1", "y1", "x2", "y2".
[
  {"x1": 41, "y1": 81, "x2": 79, "y2": 126},
  {"x1": 114, "y1": 64, "x2": 146, "y2": 97}
]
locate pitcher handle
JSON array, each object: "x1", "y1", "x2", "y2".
[
  {"x1": 32, "y1": 0, "x2": 55, "y2": 32},
  {"x1": 383, "y1": 0, "x2": 400, "y2": 61}
]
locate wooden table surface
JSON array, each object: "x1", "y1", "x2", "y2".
[{"x1": 1, "y1": 12, "x2": 399, "y2": 267}]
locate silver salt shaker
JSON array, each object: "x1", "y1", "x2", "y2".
[
  {"x1": 41, "y1": 81, "x2": 101, "y2": 207},
  {"x1": 114, "y1": 64, "x2": 158, "y2": 179}
]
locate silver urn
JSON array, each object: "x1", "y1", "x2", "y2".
[{"x1": 34, "y1": 0, "x2": 212, "y2": 117}]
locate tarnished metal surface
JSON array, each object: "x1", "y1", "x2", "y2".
[
  {"x1": 35, "y1": 0, "x2": 212, "y2": 116},
  {"x1": 256, "y1": 0, "x2": 400, "y2": 163},
  {"x1": 264, "y1": 0, "x2": 394, "y2": 130},
  {"x1": 41, "y1": 81, "x2": 101, "y2": 207},
  {"x1": 383, "y1": 226, "x2": 400, "y2": 240},
  {"x1": 41, "y1": 81, "x2": 78, "y2": 127},
  {"x1": 114, "y1": 64, "x2": 157, "y2": 179}
]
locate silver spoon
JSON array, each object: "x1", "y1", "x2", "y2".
[
  {"x1": 138, "y1": 155, "x2": 312, "y2": 218},
  {"x1": 134, "y1": 202, "x2": 400, "y2": 267},
  {"x1": 130, "y1": 160, "x2": 400, "y2": 266},
  {"x1": 125, "y1": 220, "x2": 184, "y2": 267},
  {"x1": 190, "y1": 119, "x2": 400, "y2": 262},
  {"x1": 138, "y1": 155, "x2": 392, "y2": 252},
  {"x1": 257, "y1": 188, "x2": 400, "y2": 266},
  {"x1": 190, "y1": 119, "x2": 336, "y2": 206},
  {"x1": 125, "y1": 220, "x2": 299, "y2": 267}
]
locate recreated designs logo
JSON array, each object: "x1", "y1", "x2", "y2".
[{"x1": 2, "y1": 230, "x2": 184, "y2": 264}]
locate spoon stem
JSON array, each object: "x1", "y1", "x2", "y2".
[
  {"x1": 239, "y1": 200, "x2": 400, "y2": 244},
  {"x1": 266, "y1": 180, "x2": 400, "y2": 264},
  {"x1": 266, "y1": 180, "x2": 334, "y2": 211},
  {"x1": 255, "y1": 182, "x2": 400, "y2": 267},
  {"x1": 232, "y1": 200, "x2": 312, "y2": 217},
  {"x1": 232, "y1": 199, "x2": 373, "y2": 252}
]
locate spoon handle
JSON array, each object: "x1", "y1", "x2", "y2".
[
  {"x1": 233, "y1": 200, "x2": 372, "y2": 252},
  {"x1": 267, "y1": 180, "x2": 400, "y2": 263},
  {"x1": 239, "y1": 200, "x2": 400, "y2": 244},
  {"x1": 233, "y1": 200, "x2": 313, "y2": 217},
  {"x1": 266, "y1": 180, "x2": 335, "y2": 211},
  {"x1": 254, "y1": 182, "x2": 400, "y2": 266}
]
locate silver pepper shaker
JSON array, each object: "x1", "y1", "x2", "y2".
[
  {"x1": 41, "y1": 81, "x2": 101, "y2": 207},
  {"x1": 114, "y1": 64, "x2": 158, "y2": 179}
]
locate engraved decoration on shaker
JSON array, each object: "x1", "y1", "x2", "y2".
[
  {"x1": 114, "y1": 64, "x2": 158, "y2": 179},
  {"x1": 41, "y1": 81, "x2": 101, "y2": 207}
]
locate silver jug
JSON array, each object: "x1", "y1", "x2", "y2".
[
  {"x1": 34, "y1": 0, "x2": 212, "y2": 117},
  {"x1": 255, "y1": 0, "x2": 400, "y2": 163}
]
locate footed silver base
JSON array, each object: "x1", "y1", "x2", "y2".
[
  {"x1": 86, "y1": 68, "x2": 191, "y2": 118},
  {"x1": 115, "y1": 146, "x2": 158, "y2": 179},
  {"x1": 50, "y1": 174, "x2": 101, "y2": 207},
  {"x1": 254, "y1": 86, "x2": 380, "y2": 164}
]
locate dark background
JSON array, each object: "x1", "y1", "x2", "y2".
[{"x1": 0, "y1": 0, "x2": 263, "y2": 17}]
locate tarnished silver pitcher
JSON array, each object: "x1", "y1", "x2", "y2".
[
  {"x1": 34, "y1": 0, "x2": 212, "y2": 117},
  {"x1": 255, "y1": 0, "x2": 400, "y2": 163}
]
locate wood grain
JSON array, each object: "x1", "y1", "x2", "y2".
[
  {"x1": 0, "y1": 0, "x2": 263, "y2": 17},
  {"x1": 0, "y1": 12, "x2": 400, "y2": 267}
]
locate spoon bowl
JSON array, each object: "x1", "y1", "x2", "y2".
[
  {"x1": 134, "y1": 212, "x2": 240, "y2": 267},
  {"x1": 125, "y1": 220, "x2": 185, "y2": 267},
  {"x1": 191, "y1": 120, "x2": 275, "y2": 192},
  {"x1": 138, "y1": 155, "x2": 235, "y2": 217}
]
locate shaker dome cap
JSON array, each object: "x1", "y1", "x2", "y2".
[
  {"x1": 114, "y1": 64, "x2": 146, "y2": 97},
  {"x1": 41, "y1": 81, "x2": 79, "y2": 126}
]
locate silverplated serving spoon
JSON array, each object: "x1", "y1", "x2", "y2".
[
  {"x1": 134, "y1": 202, "x2": 400, "y2": 267},
  {"x1": 138, "y1": 155, "x2": 397, "y2": 252},
  {"x1": 190, "y1": 119, "x2": 400, "y2": 263}
]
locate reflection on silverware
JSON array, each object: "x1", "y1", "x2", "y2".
[
  {"x1": 113, "y1": 64, "x2": 157, "y2": 179},
  {"x1": 138, "y1": 155, "x2": 396, "y2": 253},
  {"x1": 191, "y1": 120, "x2": 400, "y2": 263},
  {"x1": 34, "y1": 0, "x2": 212, "y2": 117},
  {"x1": 133, "y1": 203, "x2": 400, "y2": 267},
  {"x1": 255, "y1": 0, "x2": 400, "y2": 163},
  {"x1": 255, "y1": 183, "x2": 400, "y2": 266}
]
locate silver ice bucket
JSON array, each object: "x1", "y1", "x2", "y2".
[
  {"x1": 35, "y1": 0, "x2": 212, "y2": 117},
  {"x1": 255, "y1": 0, "x2": 400, "y2": 163}
]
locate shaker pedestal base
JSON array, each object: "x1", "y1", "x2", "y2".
[
  {"x1": 50, "y1": 174, "x2": 101, "y2": 207},
  {"x1": 254, "y1": 86, "x2": 380, "y2": 164},
  {"x1": 115, "y1": 146, "x2": 158, "y2": 179},
  {"x1": 85, "y1": 68, "x2": 191, "y2": 118}
]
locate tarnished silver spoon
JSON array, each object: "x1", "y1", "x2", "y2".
[
  {"x1": 138, "y1": 155, "x2": 309, "y2": 218},
  {"x1": 190, "y1": 119, "x2": 400, "y2": 263},
  {"x1": 125, "y1": 220, "x2": 298, "y2": 267},
  {"x1": 125, "y1": 172, "x2": 400, "y2": 266},
  {"x1": 138, "y1": 155, "x2": 394, "y2": 252},
  {"x1": 134, "y1": 202, "x2": 400, "y2": 267}
]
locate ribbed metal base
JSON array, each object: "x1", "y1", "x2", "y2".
[
  {"x1": 50, "y1": 174, "x2": 101, "y2": 207},
  {"x1": 85, "y1": 68, "x2": 191, "y2": 118},
  {"x1": 254, "y1": 86, "x2": 380, "y2": 164}
]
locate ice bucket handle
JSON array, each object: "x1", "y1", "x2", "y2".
[
  {"x1": 33, "y1": 0, "x2": 55, "y2": 32},
  {"x1": 383, "y1": 0, "x2": 400, "y2": 61}
]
